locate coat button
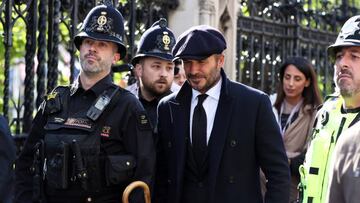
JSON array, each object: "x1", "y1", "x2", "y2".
[
  {"x1": 229, "y1": 176, "x2": 235, "y2": 184},
  {"x1": 230, "y1": 140, "x2": 237, "y2": 147},
  {"x1": 167, "y1": 141, "x2": 172, "y2": 148},
  {"x1": 198, "y1": 182, "x2": 204, "y2": 187},
  {"x1": 167, "y1": 179, "x2": 172, "y2": 184}
]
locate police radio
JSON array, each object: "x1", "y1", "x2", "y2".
[{"x1": 87, "y1": 86, "x2": 119, "y2": 121}]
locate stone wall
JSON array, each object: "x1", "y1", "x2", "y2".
[{"x1": 168, "y1": 0, "x2": 238, "y2": 80}]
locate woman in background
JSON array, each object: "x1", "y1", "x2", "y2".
[{"x1": 273, "y1": 57, "x2": 322, "y2": 202}]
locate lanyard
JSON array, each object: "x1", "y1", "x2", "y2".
[{"x1": 279, "y1": 99, "x2": 303, "y2": 136}]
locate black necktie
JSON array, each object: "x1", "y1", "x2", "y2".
[{"x1": 192, "y1": 94, "x2": 208, "y2": 165}]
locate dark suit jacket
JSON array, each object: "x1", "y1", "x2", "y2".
[
  {"x1": 0, "y1": 115, "x2": 16, "y2": 203},
  {"x1": 154, "y1": 69, "x2": 290, "y2": 203}
]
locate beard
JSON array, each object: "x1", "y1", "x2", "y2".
[
  {"x1": 80, "y1": 53, "x2": 112, "y2": 75},
  {"x1": 142, "y1": 77, "x2": 171, "y2": 97},
  {"x1": 339, "y1": 83, "x2": 360, "y2": 98},
  {"x1": 187, "y1": 68, "x2": 220, "y2": 93},
  {"x1": 337, "y1": 69, "x2": 359, "y2": 98}
]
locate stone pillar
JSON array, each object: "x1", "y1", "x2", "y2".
[
  {"x1": 218, "y1": 0, "x2": 238, "y2": 80},
  {"x1": 168, "y1": 0, "x2": 239, "y2": 80},
  {"x1": 199, "y1": 0, "x2": 215, "y2": 25}
]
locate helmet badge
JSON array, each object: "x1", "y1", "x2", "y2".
[
  {"x1": 96, "y1": 11, "x2": 108, "y2": 32},
  {"x1": 86, "y1": 11, "x2": 114, "y2": 34},
  {"x1": 162, "y1": 31, "x2": 171, "y2": 50}
]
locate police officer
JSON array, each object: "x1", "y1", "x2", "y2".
[
  {"x1": 299, "y1": 15, "x2": 360, "y2": 203},
  {"x1": 15, "y1": 5, "x2": 155, "y2": 203},
  {"x1": 128, "y1": 18, "x2": 176, "y2": 127}
]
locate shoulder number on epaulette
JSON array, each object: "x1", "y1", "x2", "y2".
[{"x1": 137, "y1": 111, "x2": 152, "y2": 131}]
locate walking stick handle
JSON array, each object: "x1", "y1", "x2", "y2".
[{"x1": 122, "y1": 181, "x2": 151, "y2": 203}]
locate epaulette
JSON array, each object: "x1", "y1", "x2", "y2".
[
  {"x1": 46, "y1": 85, "x2": 69, "y2": 99},
  {"x1": 43, "y1": 85, "x2": 70, "y2": 115}
]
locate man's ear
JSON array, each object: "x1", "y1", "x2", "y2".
[
  {"x1": 217, "y1": 54, "x2": 225, "y2": 68},
  {"x1": 113, "y1": 53, "x2": 120, "y2": 64},
  {"x1": 135, "y1": 63, "x2": 143, "y2": 77}
]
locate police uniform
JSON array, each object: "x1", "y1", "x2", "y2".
[
  {"x1": 299, "y1": 95, "x2": 360, "y2": 203},
  {"x1": 326, "y1": 115, "x2": 360, "y2": 203},
  {"x1": 138, "y1": 93, "x2": 171, "y2": 129},
  {"x1": 130, "y1": 18, "x2": 176, "y2": 127},
  {"x1": 299, "y1": 15, "x2": 360, "y2": 203},
  {"x1": 15, "y1": 5, "x2": 155, "y2": 203}
]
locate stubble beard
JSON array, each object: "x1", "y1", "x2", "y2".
[
  {"x1": 142, "y1": 79, "x2": 171, "y2": 98},
  {"x1": 80, "y1": 57, "x2": 111, "y2": 76},
  {"x1": 338, "y1": 79, "x2": 360, "y2": 98},
  {"x1": 189, "y1": 69, "x2": 220, "y2": 93},
  {"x1": 340, "y1": 85, "x2": 360, "y2": 98}
]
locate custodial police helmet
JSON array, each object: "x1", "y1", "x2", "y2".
[
  {"x1": 131, "y1": 18, "x2": 176, "y2": 65},
  {"x1": 328, "y1": 15, "x2": 360, "y2": 58},
  {"x1": 74, "y1": 5, "x2": 127, "y2": 59}
]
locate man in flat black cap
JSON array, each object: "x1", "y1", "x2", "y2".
[{"x1": 154, "y1": 25, "x2": 290, "y2": 203}]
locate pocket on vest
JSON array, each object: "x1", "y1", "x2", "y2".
[{"x1": 105, "y1": 155, "x2": 136, "y2": 186}]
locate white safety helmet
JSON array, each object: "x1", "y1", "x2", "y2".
[{"x1": 328, "y1": 15, "x2": 360, "y2": 58}]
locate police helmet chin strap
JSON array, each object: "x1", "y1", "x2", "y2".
[{"x1": 86, "y1": 86, "x2": 120, "y2": 121}]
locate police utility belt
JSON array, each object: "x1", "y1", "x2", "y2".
[{"x1": 31, "y1": 86, "x2": 136, "y2": 195}]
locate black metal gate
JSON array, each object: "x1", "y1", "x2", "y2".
[
  {"x1": 236, "y1": 0, "x2": 359, "y2": 95},
  {"x1": 1, "y1": 0, "x2": 359, "y2": 139},
  {"x1": 0, "y1": 0, "x2": 178, "y2": 138}
]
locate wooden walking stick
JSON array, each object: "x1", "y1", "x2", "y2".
[{"x1": 122, "y1": 181, "x2": 151, "y2": 203}]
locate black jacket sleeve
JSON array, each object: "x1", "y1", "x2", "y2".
[
  {"x1": 123, "y1": 96, "x2": 156, "y2": 203},
  {"x1": 14, "y1": 111, "x2": 47, "y2": 203},
  {"x1": 256, "y1": 94, "x2": 291, "y2": 203},
  {"x1": 0, "y1": 116, "x2": 16, "y2": 202}
]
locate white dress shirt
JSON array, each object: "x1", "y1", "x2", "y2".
[{"x1": 190, "y1": 78, "x2": 222, "y2": 144}]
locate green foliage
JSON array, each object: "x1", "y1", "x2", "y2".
[
  {"x1": 0, "y1": 13, "x2": 27, "y2": 113},
  {"x1": 0, "y1": 17, "x2": 27, "y2": 64}
]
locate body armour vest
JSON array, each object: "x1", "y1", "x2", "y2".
[
  {"x1": 42, "y1": 85, "x2": 135, "y2": 197},
  {"x1": 299, "y1": 95, "x2": 360, "y2": 203}
]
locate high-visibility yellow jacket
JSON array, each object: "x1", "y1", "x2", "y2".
[{"x1": 299, "y1": 95, "x2": 359, "y2": 203}]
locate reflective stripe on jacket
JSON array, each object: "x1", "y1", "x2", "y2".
[{"x1": 299, "y1": 96, "x2": 358, "y2": 203}]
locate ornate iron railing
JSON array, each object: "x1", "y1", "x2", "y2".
[
  {"x1": 236, "y1": 0, "x2": 359, "y2": 95},
  {"x1": 0, "y1": 0, "x2": 358, "y2": 141},
  {"x1": 0, "y1": 0, "x2": 178, "y2": 138}
]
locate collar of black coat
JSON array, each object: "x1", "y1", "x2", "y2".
[
  {"x1": 71, "y1": 74, "x2": 114, "y2": 97},
  {"x1": 175, "y1": 68, "x2": 229, "y2": 104}
]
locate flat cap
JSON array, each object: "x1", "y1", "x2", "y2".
[{"x1": 173, "y1": 25, "x2": 226, "y2": 61}]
